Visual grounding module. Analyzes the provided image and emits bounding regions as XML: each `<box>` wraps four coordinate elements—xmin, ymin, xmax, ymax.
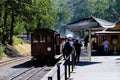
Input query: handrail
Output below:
<box><xmin>48</xmin><ymin>50</ymin><xmax>76</xmax><ymax>80</ymax></box>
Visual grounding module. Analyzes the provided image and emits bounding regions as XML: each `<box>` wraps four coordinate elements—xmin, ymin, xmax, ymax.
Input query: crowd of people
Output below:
<box><xmin>61</xmin><ymin>37</ymin><xmax>82</xmax><ymax>62</ymax></box>
<box><xmin>61</xmin><ymin>35</ymin><xmax>110</xmax><ymax>62</ymax></box>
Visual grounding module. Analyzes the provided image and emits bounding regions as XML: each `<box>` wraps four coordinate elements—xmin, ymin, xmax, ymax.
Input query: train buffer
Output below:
<box><xmin>55</xmin><ymin>54</ymin><xmax>63</xmax><ymax>59</ymax></box>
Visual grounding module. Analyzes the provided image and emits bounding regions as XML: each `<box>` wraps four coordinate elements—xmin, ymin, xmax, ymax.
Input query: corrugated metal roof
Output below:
<box><xmin>66</xmin><ymin>16</ymin><xmax>115</xmax><ymax>30</ymax></box>
<box><xmin>92</xmin><ymin>17</ymin><xmax>115</xmax><ymax>28</ymax></box>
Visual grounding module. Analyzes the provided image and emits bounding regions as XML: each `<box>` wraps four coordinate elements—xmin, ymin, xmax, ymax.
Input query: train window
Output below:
<box><xmin>47</xmin><ymin>36</ymin><xmax>52</xmax><ymax>42</ymax></box>
<box><xmin>32</xmin><ymin>35</ymin><xmax>39</xmax><ymax>43</ymax></box>
<box><xmin>40</xmin><ymin>35</ymin><xmax>45</xmax><ymax>42</ymax></box>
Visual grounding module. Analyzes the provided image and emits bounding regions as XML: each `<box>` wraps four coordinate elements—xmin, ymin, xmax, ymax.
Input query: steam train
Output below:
<box><xmin>31</xmin><ymin>28</ymin><xmax>62</xmax><ymax>63</ymax></box>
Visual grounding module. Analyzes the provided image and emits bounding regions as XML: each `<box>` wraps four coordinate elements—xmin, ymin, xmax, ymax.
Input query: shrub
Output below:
<box><xmin>0</xmin><ymin>44</ymin><xmax>5</xmax><ymax>59</ymax></box>
<box><xmin>13</xmin><ymin>36</ymin><xmax>23</xmax><ymax>45</ymax></box>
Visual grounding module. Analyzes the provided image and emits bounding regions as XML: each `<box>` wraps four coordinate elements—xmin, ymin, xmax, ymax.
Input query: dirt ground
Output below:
<box><xmin>14</xmin><ymin>43</ymin><xmax>31</xmax><ymax>55</ymax></box>
<box><xmin>0</xmin><ymin>43</ymin><xmax>31</xmax><ymax>62</ymax></box>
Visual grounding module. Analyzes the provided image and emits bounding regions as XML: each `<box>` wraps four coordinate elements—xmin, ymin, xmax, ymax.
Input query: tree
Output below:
<box><xmin>69</xmin><ymin>0</ymin><xmax>90</xmax><ymax>21</ymax></box>
<box><xmin>104</xmin><ymin>0</ymin><xmax>117</xmax><ymax>22</ymax></box>
<box><xmin>32</xmin><ymin>0</ymin><xmax>56</xmax><ymax>29</ymax></box>
<box><xmin>52</xmin><ymin>0</ymin><xmax>73</xmax><ymax>33</ymax></box>
<box><xmin>0</xmin><ymin>0</ymin><xmax>119</xmax><ymax>45</ymax></box>
<box><xmin>115</xmin><ymin>0</ymin><xmax>120</xmax><ymax>20</ymax></box>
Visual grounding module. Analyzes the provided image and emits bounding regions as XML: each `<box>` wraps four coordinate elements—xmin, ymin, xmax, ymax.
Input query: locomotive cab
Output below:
<box><xmin>31</xmin><ymin>28</ymin><xmax>61</xmax><ymax>61</ymax></box>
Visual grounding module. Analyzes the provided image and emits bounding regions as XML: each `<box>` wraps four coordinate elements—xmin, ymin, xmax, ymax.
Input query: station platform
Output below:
<box><xmin>68</xmin><ymin>48</ymin><xmax>120</xmax><ymax>80</ymax></box>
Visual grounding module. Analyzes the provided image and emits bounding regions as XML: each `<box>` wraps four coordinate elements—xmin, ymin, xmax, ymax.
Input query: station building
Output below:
<box><xmin>95</xmin><ymin>21</ymin><xmax>120</xmax><ymax>54</ymax></box>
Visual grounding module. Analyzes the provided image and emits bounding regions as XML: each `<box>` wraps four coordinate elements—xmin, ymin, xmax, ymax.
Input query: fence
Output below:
<box><xmin>48</xmin><ymin>50</ymin><xmax>76</xmax><ymax>80</ymax></box>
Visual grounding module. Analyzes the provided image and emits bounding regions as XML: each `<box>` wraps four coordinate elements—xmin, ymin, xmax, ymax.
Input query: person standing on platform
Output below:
<box><xmin>63</xmin><ymin>38</ymin><xmax>73</xmax><ymax>59</ymax></box>
<box><xmin>74</xmin><ymin>39</ymin><xmax>82</xmax><ymax>62</ymax></box>
<box><xmin>102</xmin><ymin>39</ymin><xmax>109</xmax><ymax>54</ymax></box>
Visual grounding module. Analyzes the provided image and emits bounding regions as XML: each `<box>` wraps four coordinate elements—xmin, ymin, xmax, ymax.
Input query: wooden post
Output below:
<box><xmin>88</xmin><ymin>28</ymin><xmax>91</xmax><ymax>61</ymax></box>
<box><xmin>57</xmin><ymin>63</ymin><xmax>60</xmax><ymax>80</ymax></box>
<box><xmin>48</xmin><ymin>77</ymin><xmax>52</xmax><ymax>80</ymax></box>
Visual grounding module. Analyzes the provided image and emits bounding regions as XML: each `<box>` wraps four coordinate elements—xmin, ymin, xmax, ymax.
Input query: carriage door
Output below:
<box><xmin>55</xmin><ymin>34</ymin><xmax>60</xmax><ymax>55</ymax></box>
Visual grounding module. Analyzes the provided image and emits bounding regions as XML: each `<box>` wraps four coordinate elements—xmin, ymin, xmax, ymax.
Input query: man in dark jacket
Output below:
<box><xmin>74</xmin><ymin>40</ymin><xmax>82</xmax><ymax>62</ymax></box>
<box><xmin>63</xmin><ymin>38</ymin><xmax>73</xmax><ymax>59</ymax></box>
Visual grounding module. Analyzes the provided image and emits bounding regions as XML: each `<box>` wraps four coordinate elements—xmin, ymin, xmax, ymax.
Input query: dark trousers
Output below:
<box><xmin>75</xmin><ymin>50</ymin><xmax>81</xmax><ymax>62</ymax></box>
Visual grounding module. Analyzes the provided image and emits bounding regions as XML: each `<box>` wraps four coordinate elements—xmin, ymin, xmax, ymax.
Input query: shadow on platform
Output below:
<box><xmin>116</xmin><ymin>58</ymin><xmax>120</xmax><ymax>64</ymax></box>
<box><xmin>92</xmin><ymin>50</ymin><xmax>120</xmax><ymax>56</ymax></box>
<box><xmin>75</xmin><ymin>61</ymin><xmax>102</xmax><ymax>66</ymax></box>
<box><xmin>116</xmin><ymin>58</ymin><xmax>120</xmax><ymax>60</ymax></box>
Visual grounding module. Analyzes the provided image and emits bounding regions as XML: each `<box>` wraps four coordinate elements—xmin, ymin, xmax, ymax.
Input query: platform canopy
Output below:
<box><xmin>65</xmin><ymin>16</ymin><xmax>115</xmax><ymax>30</ymax></box>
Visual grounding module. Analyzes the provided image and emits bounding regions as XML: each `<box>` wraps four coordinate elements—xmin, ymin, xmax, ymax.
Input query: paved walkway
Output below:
<box><xmin>69</xmin><ymin>49</ymin><xmax>120</xmax><ymax>80</ymax></box>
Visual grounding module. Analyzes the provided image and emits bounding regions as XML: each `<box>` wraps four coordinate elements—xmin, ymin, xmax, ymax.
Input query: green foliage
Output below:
<box><xmin>34</xmin><ymin>0</ymin><xmax>56</xmax><ymax>29</ymax></box>
<box><xmin>0</xmin><ymin>44</ymin><xmax>5</xmax><ymax>58</ymax></box>
<box><xmin>14</xmin><ymin>22</ymin><xmax>24</xmax><ymax>35</ymax></box>
<box><xmin>0</xmin><ymin>0</ymin><xmax>57</xmax><ymax>45</ymax></box>
<box><xmin>0</xmin><ymin>0</ymin><xmax>120</xmax><ymax>45</ymax></box>
<box><xmin>52</xmin><ymin>0</ymin><xmax>73</xmax><ymax>33</ymax></box>
<box><xmin>13</xmin><ymin>36</ymin><xmax>23</xmax><ymax>45</ymax></box>
<box><xmin>61</xmin><ymin>0</ymin><xmax>119</xmax><ymax>23</ymax></box>
<box><xmin>68</xmin><ymin>0</ymin><xmax>94</xmax><ymax>19</ymax></box>
<box><xmin>114</xmin><ymin>0</ymin><xmax>120</xmax><ymax>21</ymax></box>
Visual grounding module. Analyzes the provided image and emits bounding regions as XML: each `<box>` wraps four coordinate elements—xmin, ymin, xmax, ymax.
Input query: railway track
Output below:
<box><xmin>5</xmin><ymin>66</ymin><xmax>52</xmax><ymax>80</ymax></box>
<box><xmin>0</xmin><ymin>56</ymin><xmax>31</xmax><ymax>67</ymax></box>
<box><xmin>0</xmin><ymin>55</ymin><xmax>56</xmax><ymax>80</ymax></box>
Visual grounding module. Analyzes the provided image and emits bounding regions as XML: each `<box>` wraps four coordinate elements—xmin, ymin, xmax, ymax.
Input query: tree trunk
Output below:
<box><xmin>9</xmin><ymin>9</ymin><xmax>14</xmax><ymax>45</ymax></box>
<box><xmin>2</xmin><ymin>2</ymin><xmax>7</xmax><ymax>45</ymax></box>
<box><xmin>27</xmin><ymin>31</ymin><xmax>29</xmax><ymax>40</ymax></box>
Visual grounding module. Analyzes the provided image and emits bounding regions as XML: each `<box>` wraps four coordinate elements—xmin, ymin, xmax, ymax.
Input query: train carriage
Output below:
<box><xmin>31</xmin><ymin>28</ymin><xmax>61</xmax><ymax>62</ymax></box>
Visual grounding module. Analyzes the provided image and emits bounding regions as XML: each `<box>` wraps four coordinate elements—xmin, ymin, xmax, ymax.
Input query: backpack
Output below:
<box><xmin>64</xmin><ymin>42</ymin><xmax>72</xmax><ymax>51</ymax></box>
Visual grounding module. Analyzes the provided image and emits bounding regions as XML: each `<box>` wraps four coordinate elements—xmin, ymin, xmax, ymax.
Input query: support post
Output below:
<box><xmin>65</xmin><ymin>61</ymin><xmax>67</xmax><ymax>80</ymax></box>
<box><xmin>68</xmin><ymin>57</ymin><xmax>70</xmax><ymax>77</ymax></box>
<box><xmin>88</xmin><ymin>28</ymin><xmax>91</xmax><ymax>61</ymax></box>
<box><xmin>57</xmin><ymin>63</ymin><xmax>60</xmax><ymax>80</ymax></box>
<box><xmin>48</xmin><ymin>77</ymin><xmax>52</xmax><ymax>80</ymax></box>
